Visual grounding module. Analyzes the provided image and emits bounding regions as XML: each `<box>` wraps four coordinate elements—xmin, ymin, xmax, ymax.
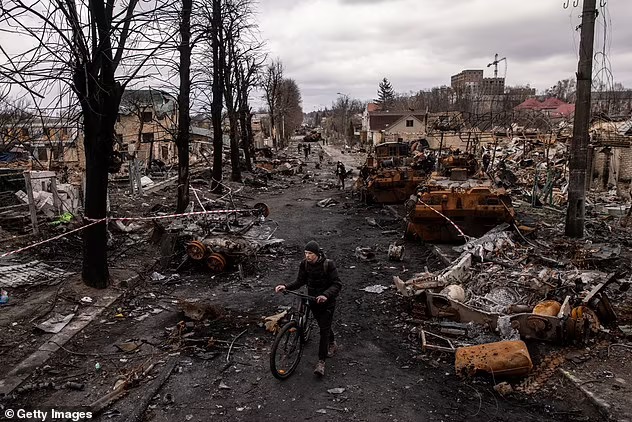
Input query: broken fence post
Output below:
<box><xmin>23</xmin><ymin>171</ymin><xmax>39</xmax><ymax>235</ymax></box>
<box><xmin>50</xmin><ymin>176</ymin><xmax>61</xmax><ymax>214</ymax></box>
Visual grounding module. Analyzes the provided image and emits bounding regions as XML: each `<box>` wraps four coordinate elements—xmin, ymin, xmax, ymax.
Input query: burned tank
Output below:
<box><xmin>357</xmin><ymin>141</ymin><xmax>431</xmax><ymax>204</ymax></box>
<box><xmin>405</xmin><ymin>153</ymin><xmax>515</xmax><ymax>243</ymax></box>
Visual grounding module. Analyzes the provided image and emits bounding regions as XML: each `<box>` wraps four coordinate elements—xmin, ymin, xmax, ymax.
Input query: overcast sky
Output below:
<box><xmin>257</xmin><ymin>0</ymin><xmax>632</xmax><ymax>111</ymax></box>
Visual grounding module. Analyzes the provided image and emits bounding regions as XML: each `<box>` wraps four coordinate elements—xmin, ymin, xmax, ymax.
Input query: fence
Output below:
<box><xmin>0</xmin><ymin>170</ymin><xmax>79</xmax><ymax>239</ymax></box>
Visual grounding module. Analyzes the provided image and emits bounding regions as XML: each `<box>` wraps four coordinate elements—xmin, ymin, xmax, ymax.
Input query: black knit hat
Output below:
<box><xmin>304</xmin><ymin>240</ymin><xmax>321</xmax><ymax>256</ymax></box>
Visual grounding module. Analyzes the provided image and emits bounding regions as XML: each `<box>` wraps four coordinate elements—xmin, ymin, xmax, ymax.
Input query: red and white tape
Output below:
<box><xmin>0</xmin><ymin>208</ymin><xmax>263</xmax><ymax>259</ymax></box>
<box><xmin>112</xmin><ymin>208</ymin><xmax>258</xmax><ymax>222</ymax></box>
<box><xmin>0</xmin><ymin>218</ymin><xmax>106</xmax><ymax>259</ymax></box>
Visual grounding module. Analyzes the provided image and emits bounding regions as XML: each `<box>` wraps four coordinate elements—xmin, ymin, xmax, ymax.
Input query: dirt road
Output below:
<box><xmin>3</xmin><ymin>138</ymin><xmax>601</xmax><ymax>421</ymax></box>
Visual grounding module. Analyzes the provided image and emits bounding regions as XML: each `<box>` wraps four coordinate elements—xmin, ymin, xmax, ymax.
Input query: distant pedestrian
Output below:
<box><xmin>482</xmin><ymin>151</ymin><xmax>491</xmax><ymax>172</ymax></box>
<box><xmin>307</xmin><ymin>144</ymin><xmax>312</xmax><ymax>154</ymax></box>
<box><xmin>318</xmin><ymin>149</ymin><xmax>324</xmax><ymax>163</ymax></box>
<box><xmin>335</xmin><ymin>161</ymin><xmax>346</xmax><ymax>190</ymax></box>
<box><xmin>304</xmin><ymin>144</ymin><xmax>309</xmax><ymax>160</ymax></box>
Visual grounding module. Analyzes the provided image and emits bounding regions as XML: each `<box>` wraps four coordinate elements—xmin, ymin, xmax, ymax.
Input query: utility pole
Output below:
<box><xmin>565</xmin><ymin>0</ymin><xmax>597</xmax><ymax>237</ymax></box>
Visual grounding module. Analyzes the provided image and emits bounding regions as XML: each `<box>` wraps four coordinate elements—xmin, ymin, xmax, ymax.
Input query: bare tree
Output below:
<box><xmin>0</xmin><ymin>0</ymin><xmax>167</xmax><ymax>287</ymax></box>
<box><xmin>261</xmin><ymin>59</ymin><xmax>283</xmax><ymax>150</ymax></box>
<box><xmin>221</xmin><ymin>0</ymin><xmax>262</xmax><ymax>181</ymax></box>
<box><xmin>275</xmin><ymin>78</ymin><xmax>302</xmax><ymax>144</ymax></box>
<box><xmin>236</xmin><ymin>54</ymin><xmax>265</xmax><ymax>170</ymax></box>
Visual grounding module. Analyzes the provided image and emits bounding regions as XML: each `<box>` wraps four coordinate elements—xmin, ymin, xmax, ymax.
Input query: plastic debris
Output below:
<box><xmin>35</xmin><ymin>313</ymin><xmax>74</xmax><ymax>334</ymax></box>
<box><xmin>360</xmin><ymin>285</ymin><xmax>388</xmax><ymax>294</ymax></box>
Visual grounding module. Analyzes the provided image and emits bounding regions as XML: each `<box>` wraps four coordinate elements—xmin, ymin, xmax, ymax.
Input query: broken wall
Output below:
<box><xmin>591</xmin><ymin>146</ymin><xmax>632</xmax><ymax>194</ymax></box>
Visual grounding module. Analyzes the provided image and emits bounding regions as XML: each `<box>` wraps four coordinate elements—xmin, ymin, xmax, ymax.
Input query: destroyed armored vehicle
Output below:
<box><xmin>405</xmin><ymin>153</ymin><xmax>515</xmax><ymax>243</ymax></box>
<box><xmin>357</xmin><ymin>141</ymin><xmax>431</xmax><ymax>204</ymax></box>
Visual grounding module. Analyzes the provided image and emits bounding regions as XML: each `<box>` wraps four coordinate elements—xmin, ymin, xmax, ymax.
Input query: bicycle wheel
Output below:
<box><xmin>301</xmin><ymin>307</ymin><xmax>314</xmax><ymax>343</ymax></box>
<box><xmin>270</xmin><ymin>321</ymin><xmax>303</xmax><ymax>380</ymax></box>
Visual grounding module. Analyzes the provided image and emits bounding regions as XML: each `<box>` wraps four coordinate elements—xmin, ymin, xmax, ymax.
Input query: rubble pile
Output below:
<box><xmin>488</xmin><ymin>137</ymin><xmax>569</xmax><ymax>207</ymax></box>
<box><xmin>163</xmin><ymin>202</ymin><xmax>284</xmax><ymax>274</ymax></box>
<box><xmin>395</xmin><ymin>218</ymin><xmax>632</xmax><ymax>379</ymax></box>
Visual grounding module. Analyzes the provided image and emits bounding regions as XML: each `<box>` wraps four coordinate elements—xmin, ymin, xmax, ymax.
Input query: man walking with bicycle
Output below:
<box><xmin>275</xmin><ymin>240</ymin><xmax>342</xmax><ymax>377</ymax></box>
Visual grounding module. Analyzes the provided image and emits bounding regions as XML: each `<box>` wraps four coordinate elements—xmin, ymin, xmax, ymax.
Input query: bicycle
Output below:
<box><xmin>269</xmin><ymin>290</ymin><xmax>315</xmax><ymax>380</ymax></box>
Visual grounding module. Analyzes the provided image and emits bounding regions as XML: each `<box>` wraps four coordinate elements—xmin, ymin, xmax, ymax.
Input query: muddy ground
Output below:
<box><xmin>0</xmin><ymin>138</ymin><xmax>608</xmax><ymax>421</ymax></box>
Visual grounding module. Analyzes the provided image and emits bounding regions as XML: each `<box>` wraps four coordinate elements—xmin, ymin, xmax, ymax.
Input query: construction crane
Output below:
<box><xmin>487</xmin><ymin>53</ymin><xmax>506</xmax><ymax>78</ymax></box>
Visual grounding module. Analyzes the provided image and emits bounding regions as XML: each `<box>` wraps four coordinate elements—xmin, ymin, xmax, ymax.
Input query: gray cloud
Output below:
<box><xmin>258</xmin><ymin>0</ymin><xmax>632</xmax><ymax>110</ymax></box>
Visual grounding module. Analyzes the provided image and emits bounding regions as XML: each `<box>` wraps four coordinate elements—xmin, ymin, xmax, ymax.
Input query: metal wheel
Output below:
<box><xmin>253</xmin><ymin>202</ymin><xmax>270</xmax><ymax>218</ymax></box>
<box><xmin>206</xmin><ymin>252</ymin><xmax>227</xmax><ymax>273</ymax></box>
<box><xmin>270</xmin><ymin>321</ymin><xmax>303</xmax><ymax>380</ymax></box>
<box><xmin>186</xmin><ymin>241</ymin><xmax>207</xmax><ymax>260</ymax></box>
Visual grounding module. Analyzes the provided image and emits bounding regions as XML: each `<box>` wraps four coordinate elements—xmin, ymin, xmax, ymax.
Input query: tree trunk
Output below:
<box><xmin>222</xmin><ymin>37</ymin><xmax>241</xmax><ymax>182</ymax></box>
<box><xmin>210</xmin><ymin>0</ymin><xmax>224</xmax><ymax>193</ymax></box>
<box><xmin>82</xmin><ymin>116</ymin><xmax>110</xmax><ymax>288</ymax></box>
<box><xmin>246</xmin><ymin>111</ymin><xmax>255</xmax><ymax>164</ymax></box>
<box><xmin>236</xmin><ymin>64</ymin><xmax>252</xmax><ymax>171</ymax></box>
<box><xmin>176</xmin><ymin>0</ymin><xmax>192</xmax><ymax>213</ymax></box>
<box><xmin>148</xmin><ymin>139</ymin><xmax>154</xmax><ymax>171</ymax></box>
<box><xmin>270</xmin><ymin>113</ymin><xmax>276</xmax><ymax>151</ymax></box>
<box><xmin>78</xmin><ymin>72</ymin><xmax>121</xmax><ymax>288</ymax></box>
<box><xmin>239</xmin><ymin>102</ymin><xmax>253</xmax><ymax>170</ymax></box>
<box><xmin>228</xmin><ymin>114</ymin><xmax>241</xmax><ymax>181</ymax></box>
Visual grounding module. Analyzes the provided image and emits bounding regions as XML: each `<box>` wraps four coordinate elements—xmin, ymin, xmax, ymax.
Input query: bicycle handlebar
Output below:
<box><xmin>282</xmin><ymin>290</ymin><xmax>317</xmax><ymax>301</ymax></box>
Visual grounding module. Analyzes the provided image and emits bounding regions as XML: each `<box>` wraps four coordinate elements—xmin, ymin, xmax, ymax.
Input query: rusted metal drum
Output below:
<box><xmin>455</xmin><ymin>340</ymin><xmax>533</xmax><ymax>377</ymax></box>
<box><xmin>187</xmin><ymin>240</ymin><xmax>208</xmax><ymax>260</ymax></box>
<box><xmin>206</xmin><ymin>252</ymin><xmax>227</xmax><ymax>273</ymax></box>
<box><xmin>532</xmin><ymin>300</ymin><xmax>561</xmax><ymax>317</ymax></box>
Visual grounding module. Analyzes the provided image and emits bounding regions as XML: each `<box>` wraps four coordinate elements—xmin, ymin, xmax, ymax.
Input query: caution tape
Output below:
<box><xmin>111</xmin><ymin>208</ymin><xmax>259</xmax><ymax>222</ymax></box>
<box><xmin>0</xmin><ymin>208</ymin><xmax>264</xmax><ymax>259</ymax></box>
<box><xmin>0</xmin><ymin>218</ymin><xmax>106</xmax><ymax>259</ymax></box>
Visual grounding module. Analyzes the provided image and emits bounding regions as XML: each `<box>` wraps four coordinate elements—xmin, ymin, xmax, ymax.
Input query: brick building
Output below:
<box><xmin>0</xmin><ymin>117</ymin><xmax>83</xmax><ymax>170</ymax></box>
<box><xmin>115</xmin><ymin>89</ymin><xmax>178</xmax><ymax>165</ymax></box>
<box><xmin>451</xmin><ymin>69</ymin><xmax>505</xmax><ymax>95</ymax></box>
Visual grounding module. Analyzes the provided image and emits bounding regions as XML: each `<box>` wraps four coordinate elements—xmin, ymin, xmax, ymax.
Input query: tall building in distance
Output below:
<box><xmin>451</xmin><ymin>69</ymin><xmax>505</xmax><ymax>95</ymax></box>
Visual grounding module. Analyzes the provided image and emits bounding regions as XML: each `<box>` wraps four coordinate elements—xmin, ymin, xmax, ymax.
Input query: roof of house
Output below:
<box><xmin>514</xmin><ymin>97</ymin><xmax>575</xmax><ymax>117</ymax></box>
<box><xmin>368</xmin><ymin>111</ymin><xmax>426</xmax><ymax>131</ymax></box>
<box><xmin>120</xmin><ymin>89</ymin><xmax>176</xmax><ymax>116</ymax></box>
<box><xmin>514</xmin><ymin>98</ymin><xmax>542</xmax><ymax>110</ymax></box>
<box><xmin>540</xmin><ymin>97</ymin><xmax>566</xmax><ymax>109</ymax></box>
<box><xmin>190</xmin><ymin>126</ymin><xmax>212</xmax><ymax>138</ymax></box>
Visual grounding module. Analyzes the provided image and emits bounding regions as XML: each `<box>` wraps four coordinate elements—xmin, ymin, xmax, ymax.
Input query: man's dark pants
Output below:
<box><xmin>311</xmin><ymin>303</ymin><xmax>335</xmax><ymax>361</ymax></box>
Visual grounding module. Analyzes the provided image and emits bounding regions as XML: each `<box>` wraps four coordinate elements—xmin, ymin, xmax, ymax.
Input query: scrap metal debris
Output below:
<box><xmin>0</xmin><ymin>260</ymin><xmax>70</xmax><ymax>288</ymax></box>
<box><xmin>169</xmin><ymin>202</ymin><xmax>284</xmax><ymax>273</ymax></box>
<box><xmin>263</xmin><ymin>310</ymin><xmax>287</xmax><ymax>334</ymax></box>
<box><xmin>455</xmin><ymin>340</ymin><xmax>533</xmax><ymax>377</ymax></box>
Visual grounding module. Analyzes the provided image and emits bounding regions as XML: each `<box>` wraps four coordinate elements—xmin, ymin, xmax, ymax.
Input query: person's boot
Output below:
<box><xmin>313</xmin><ymin>360</ymin><xmax>325</xmax><ymax>376</ymax></box>
<box><xmin>327</xmin><ymin>342</ymin><xmax>337</xmax><ymax>358</ymax></box>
